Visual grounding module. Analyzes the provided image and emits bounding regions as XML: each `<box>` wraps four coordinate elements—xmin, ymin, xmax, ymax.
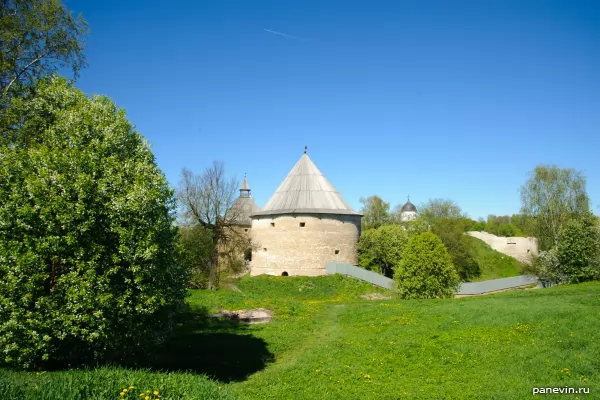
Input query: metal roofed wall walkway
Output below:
<box><xmin>457</xmin><ymin>274</ymin><xmax>538</xmax><ymax>295</ymax></box>
<box><xmin>326</xmin><ymin>263</ymin><xmax>396</xmax><ymax>289</ymax></box>
<box><xmin>326</xmin><ymin>262</ymin><xmax>539</xmax><ymax>294</ymax></box>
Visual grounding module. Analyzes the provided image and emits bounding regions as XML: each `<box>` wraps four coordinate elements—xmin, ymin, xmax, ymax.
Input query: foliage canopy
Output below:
<box><xmin>520</xmin><ymin>164</ymin><xmax>589</xmax><ymax>251</ymax></box>
<box><xmin>358</xmin><ymin>225</ymin><xmax>409</xmax><ymax>278</ymax></box>
<box><xmin>359</xmin><ymin>195</ymin><xmax>391</xmax><ymax>230</ymax></box>
<box><xmin>1</xmin><ymin>0</ymin><xmax>88</xmax><ymax>100</ymax></box>
<box><xmin>0</xmin><ymin>77</ymin><xmax>187</xmax><ymax>369</ymax></box>
<box><xmin>555</xmin><ymin>213</ymin><xmax>600</xmax><ymax>284</ymax></box>
<box><xmin>394</xmin><ymin>232</ymin><xmax>460</xmax><ymax>299</ymax></box>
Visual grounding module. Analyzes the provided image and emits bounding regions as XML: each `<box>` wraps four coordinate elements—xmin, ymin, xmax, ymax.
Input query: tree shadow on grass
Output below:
<box><xmin>148</xmin><ymin>308</ymin><xmax>274</xmax><ymax>383</ymax></box>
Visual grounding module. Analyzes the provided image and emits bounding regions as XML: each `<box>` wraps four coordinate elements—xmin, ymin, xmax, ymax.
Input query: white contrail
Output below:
<box><xmin>264</xmin><ymin>28</ymin><xmax>303</xmax><ymax>41</ymax></box>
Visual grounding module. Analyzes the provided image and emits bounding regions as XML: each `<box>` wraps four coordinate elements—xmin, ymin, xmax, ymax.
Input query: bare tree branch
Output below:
<box><xmin>177</xmin><ymin>161</ymin><xmax>251</xmax><ymax>290</ymax></box>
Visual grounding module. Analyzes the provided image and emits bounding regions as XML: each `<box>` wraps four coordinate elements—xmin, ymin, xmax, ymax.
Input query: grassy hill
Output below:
<box><xmin>2</xmin><ymin>276</ymin><xmax>598</xmax><ymax>399</ymax></box>
<box><xmin>465</xmin><ymin>234</ymin><xmax>526</xmax><ymax>281</ymax></box>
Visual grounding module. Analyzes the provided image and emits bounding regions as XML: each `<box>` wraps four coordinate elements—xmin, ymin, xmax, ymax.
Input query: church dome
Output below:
<box><xmin>401</xmin><ymin>200</ymin><xmax>417</xmax><ymax>213</ymax></box>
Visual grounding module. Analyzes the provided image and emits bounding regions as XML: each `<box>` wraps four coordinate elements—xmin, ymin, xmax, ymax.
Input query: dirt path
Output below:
<box><xmin>258</xmin><ymin>304</ymin><xmax>344</xmax><ymax>375</ymax></box>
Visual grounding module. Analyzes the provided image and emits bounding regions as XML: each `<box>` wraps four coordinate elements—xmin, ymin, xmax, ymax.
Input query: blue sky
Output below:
<box><xmin>66</xmin><ymin>0</ymin><xmax>600</xmax><ymax>220</ymax></box>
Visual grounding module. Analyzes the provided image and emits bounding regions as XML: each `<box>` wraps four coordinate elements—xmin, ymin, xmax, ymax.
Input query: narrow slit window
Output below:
<box><xmin>270</xmin><ymin>222</ymin><xmax>275</xmax><ymax>227</ymax></box>
<box><xmin>263</xmin><ymin>248</ymin><xmax>267</xmax><ymax>252</ymax></box>
<box><xmin>244</xmin><ymin>228</ymin><xmax>248</xmax><ymax>232</ymax></box>
<box><xmin>299</xmin><ymin>222</ymin><xmax>306</xmax><ymax>227</ymax></box>
<box><xmin>335</xmin><ymin>249</ymin><xmax>340</xmax><ymax>255</ymax></box>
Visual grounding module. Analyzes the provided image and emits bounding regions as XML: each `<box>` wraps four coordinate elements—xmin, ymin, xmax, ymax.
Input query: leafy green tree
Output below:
<box><xmin>484</xmin><ymin>215</ymin><xmax>525</xmax><ymax>237</ymax></box>
<box><xmin>525</xmin><ymin>250</ymin><xmax>564</xmax><ymax>288</ymax></box>
<box><xmin>419</xmin><ymin>199</ymin><xmax>480</xmax><ymax>281</ymax></box>
<box><xmin>520</xmin><ymin>165</ymin><xmax>590</xmax><ymax>250</ymax></box>
<box><xmin>471</xmin><ymin>218</ymin><xmax>486</xmax><ymax>232</ymax></box>
<box><xmin>1</xmin><ymin>0</ymin><xmax>88</xmax><ymax>100</ymax></box>
<box><xmin>419</xmin><ymin>198</ymin><xmax>465</xmax><ymax>224</ymax></box>
<box><xmin>433</xmin><ymin>219</ymin><xmax>481</xmax><ymax>281</ymax></box>
<box><xmin>179</xmin><ymin>224</ymin><xmax>214</xmax><ymax>289</ymax></box>
<box><xmin>404</xmin><ymin>216</ymin><xmax>430</xmax><ymax>237</ymax></box>
<box><xmin>0</xmin><ymin>77</ymin><xmax>187</xmax><ymax>369</ymax></box>
<box><xmin>555</xmin><ymin>213</ymin><xmax>600</xmax><ymax>283</ymax></box>
<box><xmin>394</xmin><ymin>232</ymin><xmax>460</xmax><ymax>299</ymax></box>
<box><xmin>359</xmin><ymin>195</ymin><xmax>391</xmax><ymax>230</ymax></box>
<box><xmin>358</xmin><ymin>225</ymin><xmax>408</xmax><ymax>278</ymax></box>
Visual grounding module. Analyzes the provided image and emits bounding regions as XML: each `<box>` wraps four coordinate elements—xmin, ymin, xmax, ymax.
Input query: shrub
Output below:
<box><xmin>555</xmin><ymin>213</ymin><xmax>600</xmax><ymax>283</ymax></box>
<box><xmin>358</xmin><ymin>225</ymin><xmax>408</xmax><ymax>278</ymax></box>
<box><xmin>0</xmin><ymin>77</ymin><xmax>188</xmax><ymax>369</ymax></box>
<box><xmin>394</xmin><ymin>232</ymin><xmax>460</xmax><ymax>299</ymax></box>
<box><xmin>526</xmin><ymin>249</ymin><xmax>564</xmax><ymax>288</ymax></box>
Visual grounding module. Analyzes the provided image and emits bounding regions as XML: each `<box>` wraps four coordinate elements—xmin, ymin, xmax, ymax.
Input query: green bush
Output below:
<box><xmin>394</xmin><ymin>232</ymin><xmax>460</xmax><ymax>299</ymax></box>
<box><xmin>555</xmin><ymin>213</ymin><xmax>600</xmax><ymax>283</ymax></box>
<box><xmin>526</xmin><ymin>249</ymin><xmax>564</xmax><ymax>288</ymax></box>
<box><xmin>0</xmin><ymin>77</ymin><xmax>188</xmax><ymax>369</ymax></box>
<box><xmin>358</xmin><ymin>225</ymin><xmax>408</xmax><ymax>277</ymax></box>
<box><xmin>431</xmin><ymin>219</ymin><xmax>480</xmax><ymax>281</ymax></box>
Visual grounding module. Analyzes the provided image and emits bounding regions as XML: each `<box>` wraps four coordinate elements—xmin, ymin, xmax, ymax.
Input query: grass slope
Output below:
<box><xmin>220</xmin><ymin>279</ymin><xmax>599</xmax><ymax>399</ymax></box>
<box><xmin>466</xmin><ymin>235</ymin><xmax>526</xmax><ymax>281</ymax></box>
<box><xmin>2</xmin><ymin>276</ymin><xmax>599</xmax><ymax>399</ymax></box>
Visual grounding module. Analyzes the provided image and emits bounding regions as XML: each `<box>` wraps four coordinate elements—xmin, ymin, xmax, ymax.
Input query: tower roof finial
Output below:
<box><xmin>304</xmin><ymin>145</ymin><xmax>307</xmax><ymax>154</ymax></box>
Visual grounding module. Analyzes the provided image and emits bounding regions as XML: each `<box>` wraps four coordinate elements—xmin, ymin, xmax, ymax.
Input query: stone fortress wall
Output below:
<box><xmin>251</xmin><ymin>214</ymin><xmax>361</xmax><ymax>276</ymax></box>
<box><xmin>467</xmin><ymin>231</ymin><xmax>538</xmax><ymax>264</ymax></box>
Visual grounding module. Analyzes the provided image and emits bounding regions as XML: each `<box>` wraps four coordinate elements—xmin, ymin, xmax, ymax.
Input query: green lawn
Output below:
<box><xmin>466</xmin><ymin>235</ymin><xmax>526</xmax><ymax>281</ymax></box>
<box><xmin>2</xmin><ymin>275</ymin><xmax>598</xmax><ymax>399</ymax></box>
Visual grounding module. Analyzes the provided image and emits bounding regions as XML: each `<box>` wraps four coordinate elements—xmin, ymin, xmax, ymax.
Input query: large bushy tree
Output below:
<box><xmin>555</xmin><ymin>213</ymin><xmax>600</xmax><ymax>284</ymax></box>
<box><xmin>394</xmin><ymin>232</ymin><xmax>460</xmax><ymax>299</ymax></box>
<box><xmin>358</xmin><ymin>225</ymin><xmax>408</xmax><ymax>278</ymax></box>
<box><xmin>419</xmin><ymin>198</ymin><xmax>480</xmax><ymax>281</ymax></box>
<box><xmin>520</xmin><ymin>165</ymin><xmax>590</xmax><ymax>251</ymax></box>
<box><xmin>359</xmin><ymin>195</ymin><xmax>391</xmax><ymax>230</ymax></box>
<box><xmin>0</xmin><ymin>77</ymin><xmax>188</xmax><ymax>369</ymax></box>
<box><xmin>1</xmin><ymin>0</ymin><xmax>88</xmax><ymax>100</ymax></box>
<box><xmin>419</xmin><ymin>198</ymin><xmax>465</xmax><ymax>222</ymax></box>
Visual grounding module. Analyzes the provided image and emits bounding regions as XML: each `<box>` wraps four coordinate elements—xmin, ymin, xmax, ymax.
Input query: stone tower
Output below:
<box><xmin>400</xmin><ymin>197</ymin><xmax>417</xmax><ymax>222</ymax></box>
<box><xmin>250</xmin><ymin>148</ymin><xmax>362</xmax><ymax>276</ymax></box>
<box><xmin>231</xmin><ymin>175</ymin><xmax>261</xmax><ymax>229</ymax></box>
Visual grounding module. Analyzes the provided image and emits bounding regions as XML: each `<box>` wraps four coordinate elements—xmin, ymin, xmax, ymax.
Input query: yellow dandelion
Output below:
<box><xmin>123</xmin><ymin>389</ymin><xmax>128</xmax><ymax>393</ymax></box>
<box><xmin>145</xmin><ymin>397</ymin><xmax>149</xmax><ymax>400</ymax></box>
<box><xmin>140</xmin><ymin>394</ymin><xmax>145</xmax><ymax>398</ymax></box>
<box><xmin>120</xmin><ymin>393</ymin><xmax>125</xmax><ymax>397</ymax></box>
<box><xmin>218</xmin><ymin>386</ymin><xmax>222</xmax><ymax>390</ymax></box>
<box><xmin>129</xmin><ymin>386</ymin><xmax>135</xmax><ymax>389</ymax></box>
<box><xmin>153</xmin><ymin>391</ymin><xmax>159</xmax><ymax>395</ymax></box>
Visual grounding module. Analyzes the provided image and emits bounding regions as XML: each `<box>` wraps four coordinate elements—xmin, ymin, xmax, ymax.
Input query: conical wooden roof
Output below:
<box><xmin>253</xmin><ymin>153</ymin><xmax>360</xmax><ymax>216</ymax></box>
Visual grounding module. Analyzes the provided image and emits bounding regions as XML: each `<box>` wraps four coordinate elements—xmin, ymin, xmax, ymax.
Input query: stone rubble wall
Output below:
<box><xmin>467</xmin><ymin>231</ymin><xmax>538</xmax><ymax>264</ymax></box>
